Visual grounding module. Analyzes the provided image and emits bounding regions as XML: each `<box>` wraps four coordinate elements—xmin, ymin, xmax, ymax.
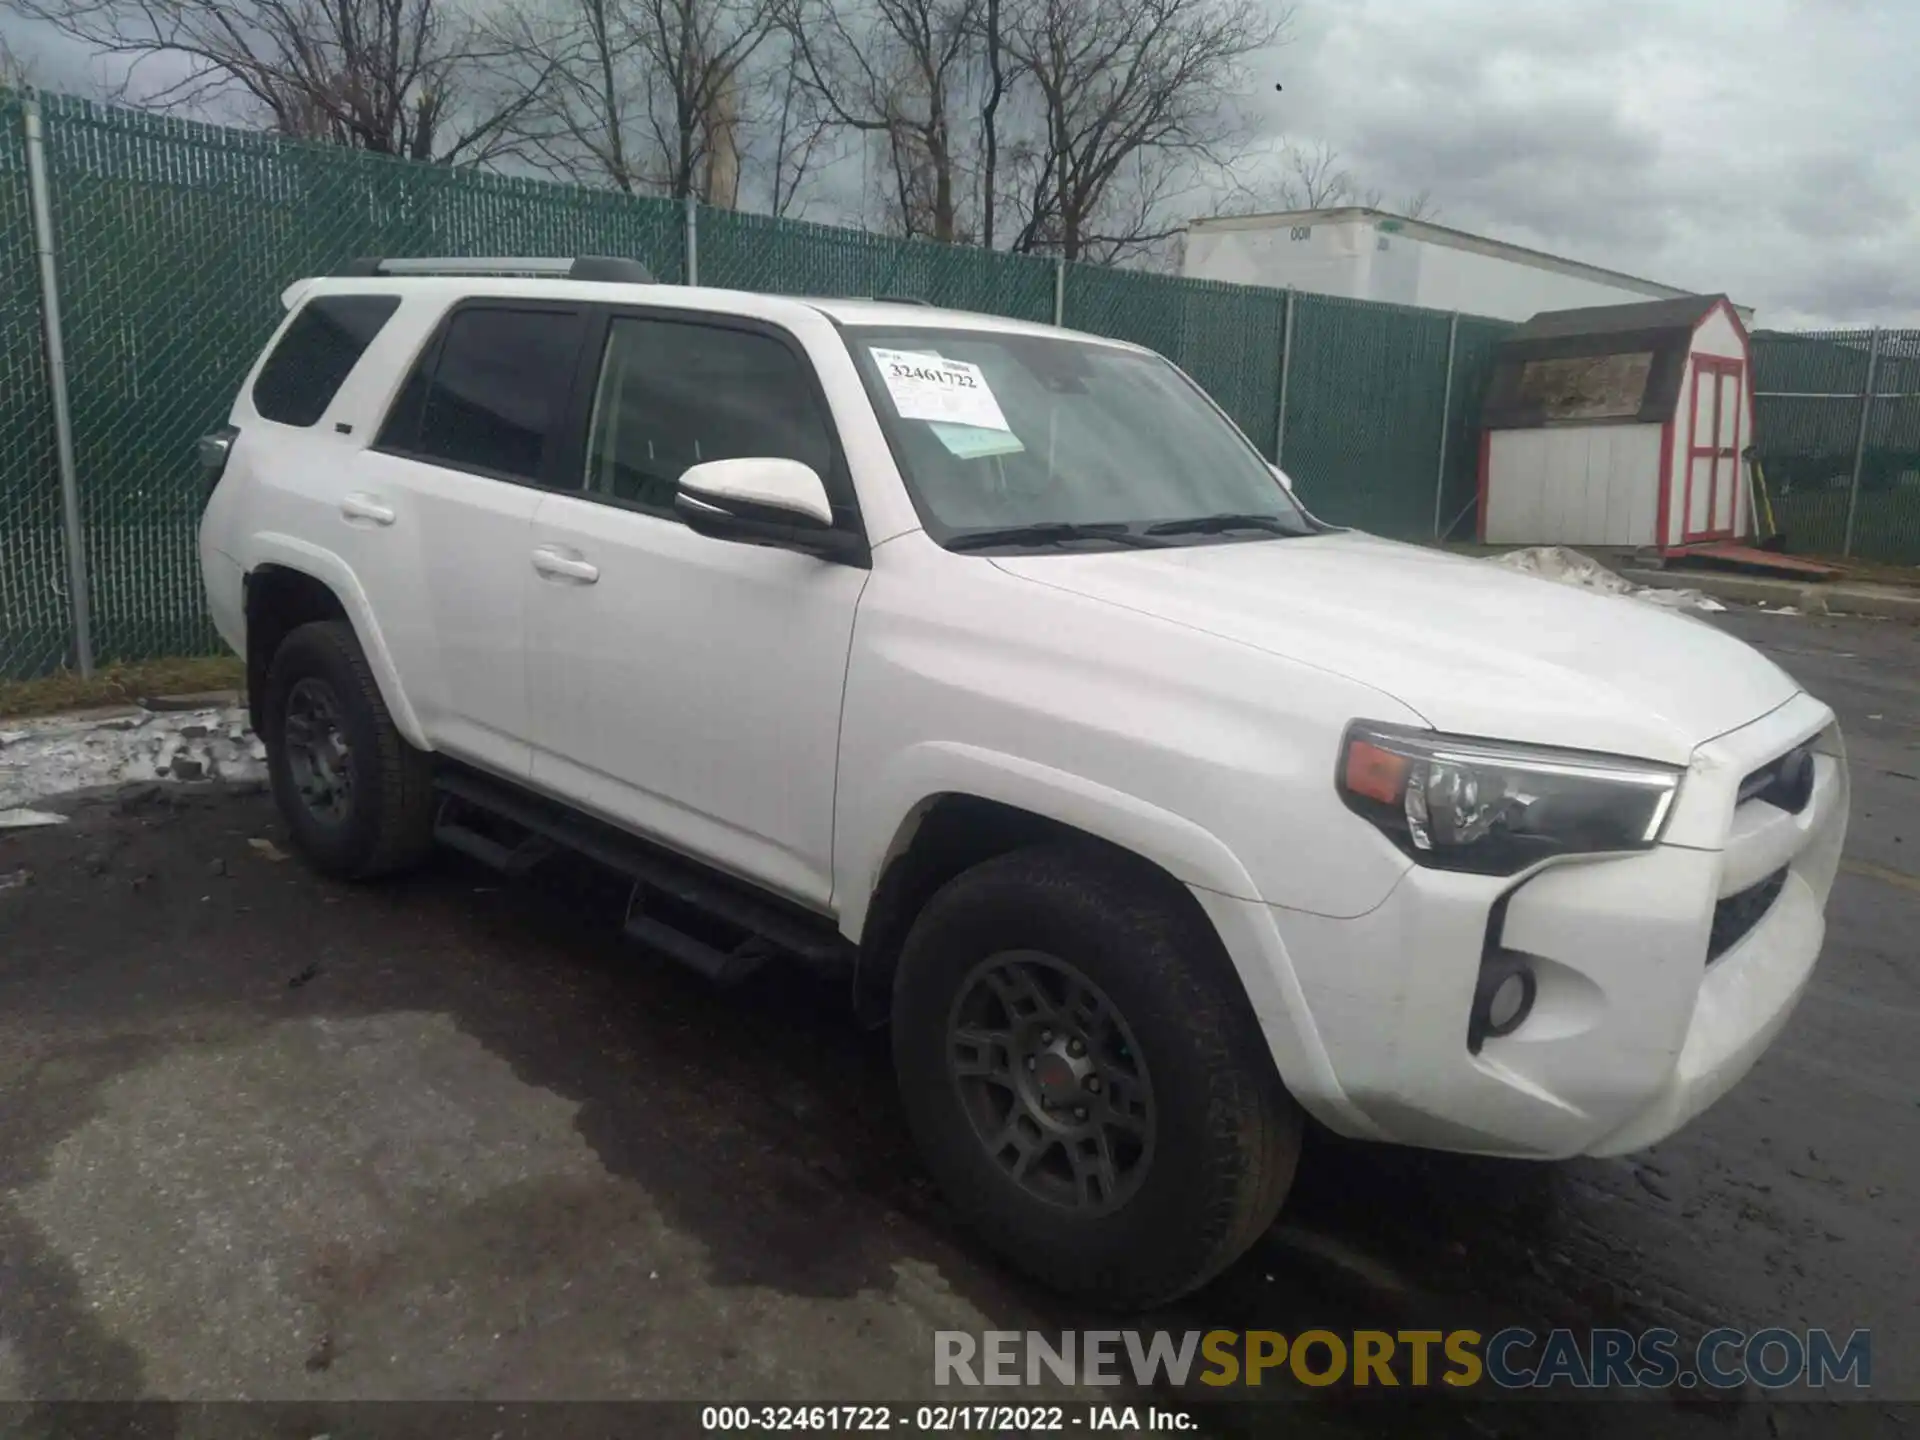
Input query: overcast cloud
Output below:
<box><xmin>4</xmin><ymin>0</ymin><xmax>1915</xmax><ymax>329</ymax></box>
<box><xmin>1250</xmin><ymin>0</ymin><xmax>1920</xmax><ymax>328</ymax></box>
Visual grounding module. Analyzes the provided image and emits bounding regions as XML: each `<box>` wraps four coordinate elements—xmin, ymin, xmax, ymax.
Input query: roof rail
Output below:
<box><xmin>869</xmin><ymin>294</ymin><xmax>932</xmax><ymax>306</ymax></box>
<box><xmin>339</xmin><ymin>255</ymin><xmax>655</xmax><ymax>283</ymax></box>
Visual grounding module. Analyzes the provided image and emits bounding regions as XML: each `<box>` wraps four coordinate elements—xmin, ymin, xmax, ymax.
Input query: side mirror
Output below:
<box><xmin>674</xmin><ymin>457</ymin><xmax>865</xmax><ymax>562</ymax></box>
<box><xmin>1269</xmin><ymin>462</ymin><xmax>1295</xmax><ymax>494</ymax></box>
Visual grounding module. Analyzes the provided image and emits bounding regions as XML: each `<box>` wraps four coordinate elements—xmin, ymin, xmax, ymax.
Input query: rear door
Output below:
<box><xmin>350</xmin><ymin>302</ymin><xmax>589</xmax><ymax>777</ymax></box>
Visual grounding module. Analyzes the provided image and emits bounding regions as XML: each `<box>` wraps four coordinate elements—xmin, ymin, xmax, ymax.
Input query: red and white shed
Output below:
<box><xmin>1477</xmin><ymin>295</ymin><xmax>1755</xmax><ymax>551</ymax></box>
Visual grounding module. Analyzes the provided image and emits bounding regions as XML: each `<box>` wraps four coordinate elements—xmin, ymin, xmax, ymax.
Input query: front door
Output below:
<box><xmin>524</xmin><ymin>311</ymin><xmax>869</xmax><ymax>910</ymax></box>
<box><xmin>1683</xmin><ymin>356</ymin><xmax>1744</xmax><ymax>542</ymax></box>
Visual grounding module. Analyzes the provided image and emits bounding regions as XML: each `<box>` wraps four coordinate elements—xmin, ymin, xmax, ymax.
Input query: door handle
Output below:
<box><xmin>341</xmin><ymin>493</ymin><xmax>395</xmax><ymax>526</ymax></box>
<box><xmin>531</xmin><ymin>546</ymin><xmax>599</xmax><ymax>584</ymax></box>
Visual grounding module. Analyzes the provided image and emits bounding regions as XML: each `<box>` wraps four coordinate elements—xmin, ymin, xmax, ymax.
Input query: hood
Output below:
<box><xmin>991</xmin><ymin>532</ymin><xmax>1800</xmax><ymax>764</ymax></box>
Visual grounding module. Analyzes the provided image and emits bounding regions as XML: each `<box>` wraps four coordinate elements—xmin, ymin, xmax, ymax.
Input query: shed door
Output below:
<box><xmin>1684</xmin><ymin>356</ymin><xmax>1743</xmax><ymax>542</ymax></box>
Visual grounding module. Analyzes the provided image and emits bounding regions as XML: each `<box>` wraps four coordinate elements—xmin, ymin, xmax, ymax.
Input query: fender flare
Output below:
<box><xmin>243</xmin><ymin>532</ymin><xmax>430</xmax><ymax>750</ymax></box>
<box><xmin>838</xmin><ymin>740</ymin><xmax>1347</xmax><ymax>1107</ymax></box>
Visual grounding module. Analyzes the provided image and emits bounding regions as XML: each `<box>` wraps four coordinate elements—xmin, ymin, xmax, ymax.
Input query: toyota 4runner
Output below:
<box><xmin>198</xmin><ymin>255</ymin><xmax>1849</xmax><ymax>1308</ymax></box>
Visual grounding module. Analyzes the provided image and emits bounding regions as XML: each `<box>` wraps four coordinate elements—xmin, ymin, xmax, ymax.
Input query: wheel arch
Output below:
<box><xmin>845</xmin><ymin>740</ymin><xmax>1255</xmax><ymax>990</ymax></box>
<box><xmin>841</xmin><ymin>744</ymin><xmax>1343</xmax><ymax>1103</ymax></box>
<box><xmin>242</xmin><ymin>537</ymin><xmax>428</xmax><ymax>749</ymax></box>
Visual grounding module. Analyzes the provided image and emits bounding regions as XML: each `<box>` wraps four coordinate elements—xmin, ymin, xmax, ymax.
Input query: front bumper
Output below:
<box><xmin>1233</xmin><ymin>692</ymin><xmax>1848</xmax><ymax>1159</ymax></box>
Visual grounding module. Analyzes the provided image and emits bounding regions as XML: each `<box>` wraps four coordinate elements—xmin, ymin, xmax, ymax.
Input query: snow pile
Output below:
<box><xmin>0</xmin><ymin>704</ymin><xmax>265</xmax><ymax>815</ymax></box>
<box><xmin>1487</xmin><ymin>546</ymin><xmax>1726</xmax><ymax>613</ymax></box>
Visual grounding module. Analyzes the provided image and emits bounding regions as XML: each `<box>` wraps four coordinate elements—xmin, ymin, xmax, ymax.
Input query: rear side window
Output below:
<box><xmin>252</xmin><ymin>294</ymin><xmax>401</xmax><ymax>426</ymax></box>
<box><xmin>378</xmin><ymin>306</ymin><xmax>586</xmax><ymax>481</ymax></box>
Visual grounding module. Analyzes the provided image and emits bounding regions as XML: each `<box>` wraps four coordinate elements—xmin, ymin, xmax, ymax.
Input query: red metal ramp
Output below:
<box><xmin>1661</xmin><ymin>542</ymin><xmax>1844</xmax><ymax>580</ymax></box>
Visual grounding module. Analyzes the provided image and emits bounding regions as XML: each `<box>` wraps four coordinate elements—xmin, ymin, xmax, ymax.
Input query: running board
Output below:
<box><xmin>431</xmin><ymin>767</ymin><xmax>853</xmax><ymax>982</ymax></box>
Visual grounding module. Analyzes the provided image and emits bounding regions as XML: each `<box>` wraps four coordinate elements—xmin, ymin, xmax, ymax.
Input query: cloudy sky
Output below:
<box><xmin>5</xmin><ymin>0</ymin><xmax>1915</xmax><ymax>329</ymax></box>
<box><xmin>1251</xmin><ymin>0</ymin><xmax>1919</xmax><ymax>328</ymax></box>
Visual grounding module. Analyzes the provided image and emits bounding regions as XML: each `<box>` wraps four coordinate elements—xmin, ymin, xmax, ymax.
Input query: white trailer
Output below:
<box><xmin>1182</xmin><ymin>207</ymin><xmax>1752</xmax><ymax>326</ymax></box>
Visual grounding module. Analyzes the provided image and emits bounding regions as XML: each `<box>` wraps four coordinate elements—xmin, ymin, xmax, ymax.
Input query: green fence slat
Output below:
<box><xmin>1280</xmin><ymin>292</ymin><xmax>1455</xmax><ymax>536</ymax></box>
<box><xmin>1751</xmin><ymin>329</ymin><xmax>1920</xmax><ymax>565</ymax></box>
<box><xmin>0</xmin><ymin>92</ymin><xmax>69</xmax><ymax>679</ymax></box>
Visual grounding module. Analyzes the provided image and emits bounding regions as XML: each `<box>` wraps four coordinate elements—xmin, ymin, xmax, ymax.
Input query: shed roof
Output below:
<box><xmin>1504</xmin><ymin>293</ymin><xmax>1730</xmax><ymax>344</ymax></box>
<box><xmin>1481</xmin><ymin>295</ymin><xmax>1741</xmax><ymax>430</ymax></box>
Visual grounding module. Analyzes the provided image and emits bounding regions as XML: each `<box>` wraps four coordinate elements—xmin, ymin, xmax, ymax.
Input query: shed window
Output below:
<box><xmin>1516</xmin><ymin>352</ymin><xmax>1654</xmax><ymax>422</ymax></box>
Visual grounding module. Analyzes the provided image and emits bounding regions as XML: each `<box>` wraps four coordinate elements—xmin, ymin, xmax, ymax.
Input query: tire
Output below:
<box><xmin>262</xmin><ymin>619</ymin><xmax>436</xmax><ymax>880</ymax></box>
<box><xmin>892</xmin><ymin>843</ymin><xmax>1303</xmax><ymax>1309</ymax></box>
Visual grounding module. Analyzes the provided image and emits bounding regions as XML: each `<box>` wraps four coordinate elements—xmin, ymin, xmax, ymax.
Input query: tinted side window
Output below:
<box><xmin>396</xmin><ymin>307</ymin><xmax>586</xmax><ymax>480</ymax></box>
<box><xmin>583</xmin><ymin>318</ymin><xmax>836</xmax><ymax>511</ymax></box>
<box><xmin>252</xmin><ymin>295</ymin><xmax>400</xmax><ymax>426</ymax></box>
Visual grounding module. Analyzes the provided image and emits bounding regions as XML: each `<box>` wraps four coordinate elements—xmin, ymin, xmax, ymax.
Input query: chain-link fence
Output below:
<box><xmin>1750</xmin><ymin>328</ymin><xmax>1920</xmax><ymax>566</ymax></box>
<box><xmin>15</xmin><ymin>90</ymin><xmax>1900</xmax><ymax>684</ymax></box>
<box><xmin>0</xmin><ymin>92</ymin><xmax>66</xmax><ymax>680</ymax></box>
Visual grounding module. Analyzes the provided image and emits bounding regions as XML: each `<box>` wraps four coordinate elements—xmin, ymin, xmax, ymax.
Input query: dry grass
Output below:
<box><xmin>0</xmin><ymin>655</ymin><xmax>244</xmax><ymax>720</ymax></box>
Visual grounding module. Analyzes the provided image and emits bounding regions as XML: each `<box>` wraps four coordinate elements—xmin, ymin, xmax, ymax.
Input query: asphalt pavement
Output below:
<box><xmin>0</xmin><ymin>608</ymin><xmax>1913</xmax><ymax>1436</ymax></box>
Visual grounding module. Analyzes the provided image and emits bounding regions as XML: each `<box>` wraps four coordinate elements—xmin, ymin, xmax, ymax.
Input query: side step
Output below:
<box><xmin>431</xmin><ymin>766</ymin><xmax>853</xmax><ymax>985</ymax></box>
<box><xmin>434</xmin><ymin>799</ymin><xmax>554</xmax><ymax>875</ymax></box>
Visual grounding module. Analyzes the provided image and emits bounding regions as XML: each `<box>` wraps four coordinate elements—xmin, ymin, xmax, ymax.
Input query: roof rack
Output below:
<box><xmin>339</xmin><ymin>255</ymin><xmax>655</xmax><ymax>284</ymax></box>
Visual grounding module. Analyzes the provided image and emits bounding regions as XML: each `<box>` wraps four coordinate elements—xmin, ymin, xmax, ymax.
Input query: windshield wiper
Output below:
<box><xmin>944</xmin><ymin>522</ymin><xmax>1167</xmax><ymax>551</ymax></box>
<box><xmin>1144</xmin><ymin>512</ymin><xmax>1303</xmax><ymax>537</ymax></box>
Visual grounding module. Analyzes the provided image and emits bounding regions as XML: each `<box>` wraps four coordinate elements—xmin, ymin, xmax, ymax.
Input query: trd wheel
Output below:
<box><xmin>282</xmin><ymin>676</ymin><xmax>354</xmax><ymax>826</ymax></box>
<box><xmin>263</xmin><ymin>619</ymin><xmax>435</xmax><ymax>879</ymax></box>
<box><xmin>893</xmin><ymin>843</ymin><xmax>1303</xmax><ymax>1309</ymax></box>
<box><xmin>947</xmin><ymin>950</ymin><xmax>1155</xmax><ymax>1216</ymax></box>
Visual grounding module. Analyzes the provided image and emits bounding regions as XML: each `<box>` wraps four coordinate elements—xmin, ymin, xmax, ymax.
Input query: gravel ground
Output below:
<box><xmin>0</xmin><ymin>608</ymin><xmax>1913</xmax><ymax>1435</ymax></box>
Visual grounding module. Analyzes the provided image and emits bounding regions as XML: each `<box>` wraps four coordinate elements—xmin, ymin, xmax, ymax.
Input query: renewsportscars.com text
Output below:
<box><xmin>935</xmin><ymin>1327</ymin><xmax>1872</xmax><ymax>1391</ymax></box>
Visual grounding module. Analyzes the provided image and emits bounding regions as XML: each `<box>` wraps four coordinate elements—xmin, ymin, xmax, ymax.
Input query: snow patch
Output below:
<box><xmin>1487</xmin><ymin>546</ymin><xmax>1727</xmax><ymax>613</ymax></box>
<box><xmin>0</xmin><ymin>704</ymin><xmax>265</xmax><ymax>810</ymax></box>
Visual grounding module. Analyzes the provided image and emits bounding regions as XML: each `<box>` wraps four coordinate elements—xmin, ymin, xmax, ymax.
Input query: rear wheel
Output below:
<box><xmin>263</xmin><ymin>619</ymin><xmax>435</xmax><ymax>879</ymax></box>
<box><xmin>892</xmin><ymin>844</ymin><xmax>1302</xmax><ymax>1308</ymax></box>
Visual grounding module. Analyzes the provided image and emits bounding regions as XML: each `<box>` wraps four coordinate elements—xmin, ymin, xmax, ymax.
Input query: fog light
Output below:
<box><xmin>1486</xmin><ymin>972</ymin><xmax>1531</xmax><ymax>1032</ymax></box>
<box><xmin>1469</xmin><ymin>953</ymin><xmax>1536</xmax><ymax>1052</ymax></box>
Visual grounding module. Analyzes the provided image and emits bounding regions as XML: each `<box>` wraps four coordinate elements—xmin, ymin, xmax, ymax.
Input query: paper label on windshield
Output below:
<box><xmin>930</xmin><ymin>422</ymin><xmax>1026</xmax><ymax>458</ymax></box>
<box><xmin>871</xmin><ymin>349</ymin><xmax>1012</xmax><ymax>432</ymax></box>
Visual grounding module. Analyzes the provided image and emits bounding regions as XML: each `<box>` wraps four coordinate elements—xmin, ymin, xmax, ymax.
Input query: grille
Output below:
<box><xmin>1708</xmin><ymin>867</ymin><xmax>1789</xmax><ymax>965</ymax></box>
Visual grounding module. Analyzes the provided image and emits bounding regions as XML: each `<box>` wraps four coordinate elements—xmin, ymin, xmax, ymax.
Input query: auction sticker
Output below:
<box><xmin>870</xmin><ymin>349</ymin><xmax>1012</xmax><ymax>432</ymax></box>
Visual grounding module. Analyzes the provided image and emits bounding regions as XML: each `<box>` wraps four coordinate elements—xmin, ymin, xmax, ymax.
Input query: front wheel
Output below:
<box><xmin>892</xmin><ymin>844</ymin><xmax>1303</xmax><ymax>1308</ymax></box>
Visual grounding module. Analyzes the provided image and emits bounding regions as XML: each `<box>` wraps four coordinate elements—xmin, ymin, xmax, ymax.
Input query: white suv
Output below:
<box><xmin>198</xmin><ymin>256</ymin><xmax>1849</xmax><ymax>1307</ymax></box>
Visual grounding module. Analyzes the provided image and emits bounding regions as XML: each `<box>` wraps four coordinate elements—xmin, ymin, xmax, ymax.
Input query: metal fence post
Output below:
<box><xmin>1842</xmin><ymin>326</ymin><xmax>1881</xmax><ymax>558</ymax></box>
<box><xmin>1274</xmin><ymin>288</ymin><xmax>1295</xmax><ymax>465</ymax></box>
<box><xmin>1052</xmin><ymin>257</ymin><xmax>1065</xmax><ymax>327</ymax></box>
<box><xmin>683</xmin><ymin>194</ymin><xmax>699</xmax><ymax>287</ymax></box>
<box><xmin>22</xmin><ymin>95</ymin><xmax>93</xmax><ymax>678</ymax></box>
<box><xmin>1432</xmin><ymin>311</ymin><xmax>1460</xmax><ymax>538</ymax></box>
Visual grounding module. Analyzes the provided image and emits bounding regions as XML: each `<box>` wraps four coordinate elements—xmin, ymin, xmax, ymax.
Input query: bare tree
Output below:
<box><xmin>999</xmin><ymin>0</ymin><xmax>1289</xmax><ymax>262</ymax></box>
<box><xmin>1279</xmin><ymin>138</ymin><xmax>1351</xmax><ymax>208</ymax></box>
<box><xmin>0</xmin><ymin>29</ymin><xmax>37</xmax><ymax>86</ymax></box>
<box><xmin>978</xmin><ymin>0</ymin><xmax>1004</xmax><ymax>247</ymax></box>
<box><xmin>1217</xmin><ymin>141</ymin><xmax>1442</xmax><ymax>221</ymax></box>
<box><xmin>639</xmin><ymin>0</ymin><xmax>783</xmax><ymax>203</ymax></box>
<box><xmin>5</xmin><ymin>0</ymin><xmax>560</xmax><ymax>162</ymax></box>
<box><xmin>753</xmin><ymin>38</ymin><xmax>839</xmax><ymax>215</ymax></box>
<box><xmin>489</xmin><ymin>0</ymin><xmax>649</xmax><ymax>191</ymax></box>
<box><xmin>784</xmin><ymin>0</ymin><xmax>980</xmax><ymax>241</ymax></box>
<box><xmin>497</xmin><ymin>0</ymin><xmax>777</xmax><ymax>198</ymax></box>
<box><xmin>1398</xmin><ymin>186</ymin><xmax>1438</xmax><ymax>222</ymax></box>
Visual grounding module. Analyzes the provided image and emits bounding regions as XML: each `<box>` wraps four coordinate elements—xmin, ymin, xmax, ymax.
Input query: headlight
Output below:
<box><xmin>1337</xmin><ymin>722</ymin><xmax>1683</xmax><ymax>875</ymax></box>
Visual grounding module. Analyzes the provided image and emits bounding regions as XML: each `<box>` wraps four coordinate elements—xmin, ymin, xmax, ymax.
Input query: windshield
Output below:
<box><xmin>844</xmin><ymin>325</ymin><xmax>1316</xmax><ymax>549</ymax></box>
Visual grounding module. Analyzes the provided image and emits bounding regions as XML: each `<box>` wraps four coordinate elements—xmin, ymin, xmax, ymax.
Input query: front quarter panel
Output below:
<box><xmin>835</xmin><ymin>533</ymin><xmax>1423</xmax><ymax>929</ymax></box>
